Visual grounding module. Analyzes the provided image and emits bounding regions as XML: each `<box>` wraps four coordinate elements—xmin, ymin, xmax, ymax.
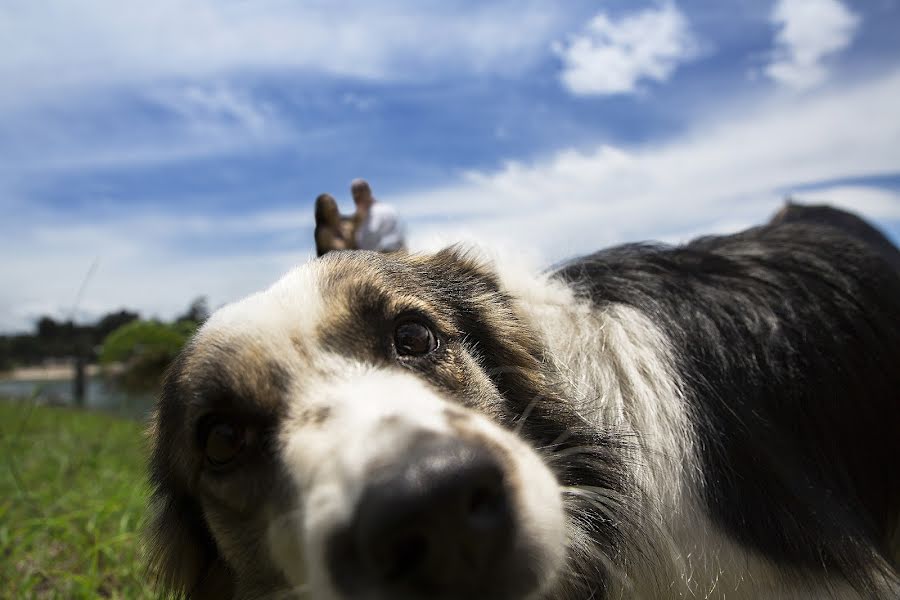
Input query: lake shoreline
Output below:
<box><xmin>0</xmin><ymin>363</ymin><xmax>124</xmax><ymax>382</ymax></box>
<box><xmin>1</xmin><ymin>364</ymin><xmax>96</xmax><ymax>382</ymax></box>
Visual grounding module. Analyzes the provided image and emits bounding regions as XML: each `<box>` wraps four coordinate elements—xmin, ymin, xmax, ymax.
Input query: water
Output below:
<box><xmin>0</xmin><ymin>377</ymin><xmax>156</xmax><ymax>420</ymax></box>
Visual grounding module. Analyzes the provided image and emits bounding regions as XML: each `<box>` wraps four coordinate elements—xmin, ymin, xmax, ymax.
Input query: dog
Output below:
<box><xmin>148</xmin><ymin>204</ymin><xmax>900</xmax><ymax>599</ymax></box>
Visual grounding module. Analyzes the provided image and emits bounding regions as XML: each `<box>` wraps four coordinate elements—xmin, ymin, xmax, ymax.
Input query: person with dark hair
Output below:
<box><xmin>314</xmin><ymin>193</ymin><xmax>356</xmax><ymax>256</ymax></box>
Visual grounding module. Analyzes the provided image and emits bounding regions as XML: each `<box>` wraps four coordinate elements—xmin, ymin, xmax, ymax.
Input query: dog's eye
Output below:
<box><xmin>204</xmin><ymin>420</ymin><xmax>246</xmax><ymax>467</ymax></box>
<box><xmin>394</xmin><ymin>319</ymin><xmax>437</xmax><ymax>357</ymax></box>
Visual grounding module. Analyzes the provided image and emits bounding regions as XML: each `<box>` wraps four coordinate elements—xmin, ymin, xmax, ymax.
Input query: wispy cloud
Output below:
<box><xmin>765</xmin><ymin>0</ymin><xmax>860</xmax><ymax>90</ymax></box>
<box><xmin>341</xmin><ymin>93</ymin><xmax>377</xmax><ymax>112</ymax></box>
<box><xmin>152</xmin><ymin>84</ymin><xmax>277</xmax><ymax>138</ymax></box>
<box><xmin>402</xmin><ymin>68</ymin><xmax>900</xmax><ymax>255</ymax></box>
<box><xmin>0</xmin><ymin>207</ymin><xmax>314</xmax><ymax>332</ymax></box>
<box><xmin>553</xmin><ymin>2</ymin><xmax>699</xmax><ymax>96</ymax></box>
<box><xmin>0</xmin><ymin>81</ymin><xmax>294</xmax><ymax>175</ymax></box>
<box><xmin>3</xmin><ymin>1</ymin><xmax>899</xmax><ymax>334</ymax></box>
<box><xmin>0</xmin><ymin>1</ymin><xmax>565</xmax><ymax>175</ymax></box>
<box><xmin>0</xmin><ymin>0</ymin><xmax>563</xmax><ymax>107</ymax></box>
<box><xmin>6</xmin><ymin>69</ymin><xmax>899</xmax><ymax>332</ymax></box>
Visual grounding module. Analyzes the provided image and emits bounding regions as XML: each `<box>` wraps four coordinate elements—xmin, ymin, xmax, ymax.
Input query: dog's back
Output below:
<box><xmin>554</xmin><ymin>208</ymin><xmax>900</xmax><ymax>596</ymax></box>
<box><xmin>770</xmin><ymin>201</ymin><xmax>900</xmax><ymax>272</ymax></box>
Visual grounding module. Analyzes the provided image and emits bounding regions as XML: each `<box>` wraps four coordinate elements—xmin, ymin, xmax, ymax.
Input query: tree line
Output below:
<box><xmin>0</xmin><ymin>298</ymin><xmax>210</xmax><ymax>387</ymax></box>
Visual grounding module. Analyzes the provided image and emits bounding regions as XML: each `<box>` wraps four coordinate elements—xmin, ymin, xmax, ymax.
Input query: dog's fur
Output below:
<box><xmin>769</xmin><ymin>200</ymin><xmax>900</xmax><ymax>273</ymax></box>
<box><xmin>148</xmin><ymin>205</ymin><xmax>900</xmax><ymax>599</ymax></box>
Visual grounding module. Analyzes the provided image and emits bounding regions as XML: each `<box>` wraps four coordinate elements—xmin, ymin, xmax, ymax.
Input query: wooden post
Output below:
<box><xmin>73</xmin><ymin>346</ymin><xmax>87</xmax><ymax>407</ymax></box>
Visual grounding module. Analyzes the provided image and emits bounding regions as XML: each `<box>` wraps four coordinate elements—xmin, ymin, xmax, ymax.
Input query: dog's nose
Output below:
<box><xmin>328</xmin><ymin>436</ymin><xmax>515</xmax><ymax>596</ymax></box>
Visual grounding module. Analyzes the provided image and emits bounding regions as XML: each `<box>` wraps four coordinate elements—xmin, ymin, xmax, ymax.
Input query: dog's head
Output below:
<box><xmin>148</xmin><ymin>249</ymin><xmax>631</xmax><ymax>600</ymax></box>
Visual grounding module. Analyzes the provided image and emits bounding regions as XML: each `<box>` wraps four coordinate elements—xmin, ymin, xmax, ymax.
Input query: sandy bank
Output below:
<box><xmin>0</xmin><ymin>364</ymin><xmax>122</xmax><ymax>382</ymax></box>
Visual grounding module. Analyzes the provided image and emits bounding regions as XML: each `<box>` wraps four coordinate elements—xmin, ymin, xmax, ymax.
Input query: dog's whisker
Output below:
<box><xmin>567</xmin><ymin>484</ymin><xmax>631</xmax><ymax>507</ymax></box>
<box><xmin>547</xmin><ymin>426</ymin><xmax>576</xmax><ymax>449</ymax></box>
<box><xmin>562</xmin><ymin>486</ymin><xmax>620</xmax><ymax>521</ymax></box>
<box><xmin>546</xmin><ymin>444</ymin><xmax>612</xmax><ymax>462</ymax></box>
<box><xmin>512</xmin><ymin>395</ymin><xmax>541</xmax><ymax>436</ymax></box>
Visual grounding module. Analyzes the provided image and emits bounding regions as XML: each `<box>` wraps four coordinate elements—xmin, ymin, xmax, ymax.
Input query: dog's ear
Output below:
<box><xmin>428</xmin><ymin>245</ymin><xmax>496</xmax><ymax>280</ymax></box>
<box><xmin>146</xmin><ymin>361</ymin><xmax>235</xmax><ymax>599</ymax></box>
<box><xmin>146</xmin><ymin>489</ymin><xmax>234</xmax><ymax>599</ymax></box>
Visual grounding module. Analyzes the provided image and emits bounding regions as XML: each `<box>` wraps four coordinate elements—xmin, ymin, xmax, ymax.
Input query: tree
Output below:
<box><xmin>0</xmin><ymin>337</ymin><xmax>12</xmax><ymax>372</ymax></box>
<box><xmin>99</xmin><ymin>320</ymin><xmax>197</xmax><ymax>391</ymax></box>
<box><xmin>92</xmin><ymin>310</ymin><xmax>139</xmax><ymax>343</ymax></box>
<box><xmin>176</xmin><ymin>296</ymin><xmax>209</xmax><ymax>326</ymax></box>
<box><xmin>34</xmin><ymin>315</ymin><xmax>79</xmax><ymax>359</ymax></box>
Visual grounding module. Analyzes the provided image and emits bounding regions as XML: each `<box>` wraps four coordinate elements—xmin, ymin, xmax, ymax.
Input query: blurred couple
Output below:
<box><xmin>314</xmin><ymin>179</ymin><xmax>407</xmax><ymax>257</ymax></box>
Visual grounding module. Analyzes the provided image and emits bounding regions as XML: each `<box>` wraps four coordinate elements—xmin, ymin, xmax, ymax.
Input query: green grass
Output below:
<box><xmin>0</xmin><ymin>400</ymin><xmax>157</xmax><ymax>599</ymax></box>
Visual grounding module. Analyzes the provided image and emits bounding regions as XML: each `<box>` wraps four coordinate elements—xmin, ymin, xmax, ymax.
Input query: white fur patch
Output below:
<box><xmin>198</xmin><ymin>261</ymin><xmax>327</xmax><ymax>355</ymax></box>
<box><xmin>503</xmin><ymin>266</ymin><xmax>871</xmax><ymax>599</ymax></box>
<box><xmin>267</xmin><ymin>363</ymin><xmax>566</xmax><ymax>600</ymax></box>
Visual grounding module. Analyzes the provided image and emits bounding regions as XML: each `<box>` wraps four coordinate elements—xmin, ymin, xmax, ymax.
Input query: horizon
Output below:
<box><xmin>3</xmin><ymin>0</ymin><xmax>900</xmax><ymax>333</ymax></box>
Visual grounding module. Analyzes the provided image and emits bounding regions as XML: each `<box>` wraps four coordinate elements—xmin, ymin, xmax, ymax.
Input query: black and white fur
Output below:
<box><xmin>148</xmin><ymin>205</ymin><xmax>900</xmax><ymax>599</ymax></box>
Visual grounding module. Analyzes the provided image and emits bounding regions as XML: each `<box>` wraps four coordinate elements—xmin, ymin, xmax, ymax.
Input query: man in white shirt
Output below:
<box><xmin>351</xmin><ymin>179</ymin><xmax>407</xmax><ymax>252</ymax></box>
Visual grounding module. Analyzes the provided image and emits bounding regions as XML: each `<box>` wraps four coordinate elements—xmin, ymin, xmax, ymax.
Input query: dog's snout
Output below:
<box><xmin>357</xmin><ymin>439</ymin><xmax>512</xmax><ymax>586</ymax></box>
<box><xmin>328</xmin><ymin>436</ymin><xmax>515</xmax><ymax>596</ymax></box>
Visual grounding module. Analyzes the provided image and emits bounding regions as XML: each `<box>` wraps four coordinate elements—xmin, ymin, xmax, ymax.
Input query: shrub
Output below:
<box><xmin>99</xmin><ymin>320</ymin><xmax>197</xmax><ymax>391</ymax></box>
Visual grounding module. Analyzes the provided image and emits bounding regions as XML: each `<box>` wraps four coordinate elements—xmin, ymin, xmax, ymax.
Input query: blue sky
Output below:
<box><xmin>2</xmin><ymin>0</ymin><xmax>900</xmax><ymax>332</ymax></box>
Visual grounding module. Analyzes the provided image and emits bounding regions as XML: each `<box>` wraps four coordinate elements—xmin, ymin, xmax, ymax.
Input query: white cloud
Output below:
<box><xmin>554</xmin><ymin>2</ymin><xmax>699</xmax><ymax>96</ymax></box>
<box><xmin>400</xmin><ymin>68</ymin><xmax>900</xmax><ymax>255</ymax></box>
<box><xmin>341</xmin><ymin>93</ymin><xmax>377</xmax><ymax>112</ymax></box>
<box><xmin>765</xmin><ymin>0</ymin><xmax>860</xmax><ymax>90</ymax></box>
<box><xmin>0</xmin><ymin>248</ymin><xmax>310</xmax><ymax>333</ymax></box>
<box><xmin>0</xmin><ymin>211</ymin><xmax>315</xmax><ymax>332</ymax></box>
<box><xmin>0</xmin><ymin>81</ymin><xmax>295</xmax><ymax>174</ymax></box>
<box><xmin>0</xmin><ymin>1</ymin><xmax>563</xmax><ymax>173</ymax></box>
<box><xmin>4</xmin><ymin>69</ymin><xmax>900</xmax><ymax>333</ymax></box>
<box><xmin>0</xmin><ymin>0</ymin><xmax>562</xmax><ymax>107</ymax></box>
<box><xmin>155</xmin><ymin>84</ymin><xmax>276</xmax><ymax>137</ymax></box>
